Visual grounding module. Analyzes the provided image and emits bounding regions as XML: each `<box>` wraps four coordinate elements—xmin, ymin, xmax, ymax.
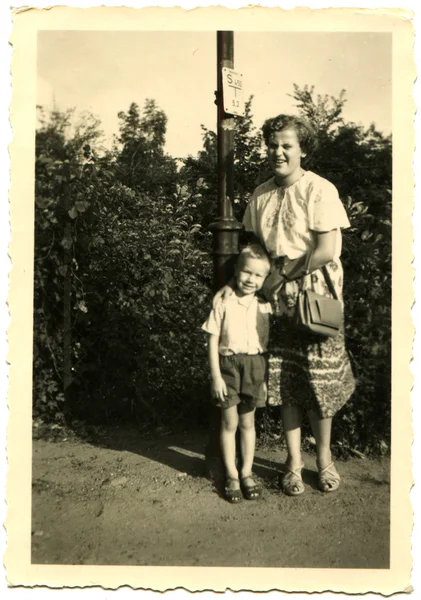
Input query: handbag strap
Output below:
<box><xmin>298</xmin><ymin>251</ymin><xmax>339</xmax><ymax>300</ymax></box>
<box><xmin>297</xmin><ymin>251</ymin><xmax>313</xmax><ymax>292</ymax></box>
<box><xmin>321</xmin><ymin>265</ymin><xmax>339</xmax><ymax>300</ymax></box>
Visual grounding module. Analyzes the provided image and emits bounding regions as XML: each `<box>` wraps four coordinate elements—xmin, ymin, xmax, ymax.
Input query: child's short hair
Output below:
<box><xmin>237</xmin><ymin>244</ymin><xmax>271</xmax><ymax>273</ymax></box>
<box><xmin>262</xmin><ymin>114</ymin><xmax>317</xmax><ymax>156</ymax></box>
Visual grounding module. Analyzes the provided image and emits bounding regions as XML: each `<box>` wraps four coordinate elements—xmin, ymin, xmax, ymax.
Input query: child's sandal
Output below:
<box><xmin>281</xmin><ymin>464</ymin><xmax>305</xmax><ymax>496</ymax></box>
<box><xmin>317</xmin><ymin>461</ymin><xmax>340</xmax><ymax>493</ymax></box>
<box><xmin>224</xmin><ymin>478</ymin><xmax>243</xmax><ymax>503</ymax></box>
<box><xmin>240</xmin><ymin>475</ymin><xmax>262</xmax><ymax>500</ymax></box>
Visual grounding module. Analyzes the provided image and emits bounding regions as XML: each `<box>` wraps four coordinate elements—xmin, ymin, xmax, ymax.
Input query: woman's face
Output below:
<box><xmin>267</xmin><ymin>128</ymin><xmax>306</xmax><ymax>186</ymax></box>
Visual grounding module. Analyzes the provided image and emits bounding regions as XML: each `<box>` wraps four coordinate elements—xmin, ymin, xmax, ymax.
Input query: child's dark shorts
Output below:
<box><xmin>215</xmin><ymin>353</ymin><xmax>267</xmax><ymax>410</ymax></box>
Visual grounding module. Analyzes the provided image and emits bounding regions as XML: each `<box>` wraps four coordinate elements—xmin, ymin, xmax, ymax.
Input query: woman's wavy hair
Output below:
<box><xmin>261</xmin><ymin>114</ymin><xmax>318</xmax><ymax>157</ymax></box>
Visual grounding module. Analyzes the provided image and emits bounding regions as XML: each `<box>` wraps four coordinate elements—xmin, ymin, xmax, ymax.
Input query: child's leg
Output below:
<box><xmin>238</xmin><ymin>406</ymin><xmax>256</xmax><ymax>478</ymax></box>
<box><xmin>238</xmin><ymin>406</ymin><xmax>262</xmax><ymax>499</ymax></box>
<box><xmin>220</xmin><ymin>405</ymin><xmax>240</xmax><ymax>483</ymax></box>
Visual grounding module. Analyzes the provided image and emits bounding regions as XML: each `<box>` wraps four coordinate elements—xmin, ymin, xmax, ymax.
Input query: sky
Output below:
<box><xmin>37</xmin><ymin>30</ymin><xmax>392</xmax><ymax>159</ymax></box>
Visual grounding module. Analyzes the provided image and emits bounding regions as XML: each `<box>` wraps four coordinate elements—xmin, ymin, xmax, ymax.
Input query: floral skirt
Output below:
<box><xmin>267</xmin><ymin>260</ymin><xmax>356</xmax><ymax>418</ymax></box>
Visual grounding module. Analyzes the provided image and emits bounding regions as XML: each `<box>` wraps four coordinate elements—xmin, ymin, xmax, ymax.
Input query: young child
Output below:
<box><xmin>202</xmin><ymin>244</ymin><xmax>272</xmax><ymax>503</ymax></box>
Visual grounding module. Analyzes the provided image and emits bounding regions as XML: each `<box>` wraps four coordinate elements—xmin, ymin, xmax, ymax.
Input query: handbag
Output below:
<box><xmin>294</xmin><ymin>263</ymin><xmax>342</xmax><ymax>338</ymax></box>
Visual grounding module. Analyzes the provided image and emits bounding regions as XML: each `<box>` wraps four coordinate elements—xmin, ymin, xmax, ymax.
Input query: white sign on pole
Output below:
<box><xmin>222</xmin><ymin>68</ymin><xmax>245</xmax><ymax>117</ymax></box>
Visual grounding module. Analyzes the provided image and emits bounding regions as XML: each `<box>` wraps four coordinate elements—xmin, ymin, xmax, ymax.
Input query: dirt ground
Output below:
<box><xmin>31</xmin><ymin>424</ymin><xmax>390</xmax><ymax>568</ymax></box>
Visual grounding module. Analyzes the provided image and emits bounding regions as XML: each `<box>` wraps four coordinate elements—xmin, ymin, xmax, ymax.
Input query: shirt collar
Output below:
<box><xmin>231</xmin><ymin>292</ymin><xmax>257</xmax><ymax>308</ymax></box>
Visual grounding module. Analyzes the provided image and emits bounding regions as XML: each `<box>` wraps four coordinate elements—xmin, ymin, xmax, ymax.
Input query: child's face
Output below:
<box><xmin>235</xmin><ymin>257</ymin><xmax>270</xmax><ymax>296</ymax></box>
<box><xmin>267</xmin><ymin>128</ymin><xmax>305</xmax><ymax>184</ymax></box>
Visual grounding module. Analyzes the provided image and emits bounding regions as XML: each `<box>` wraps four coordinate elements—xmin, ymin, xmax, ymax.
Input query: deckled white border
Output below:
<box><xmin>0</xmin><ymin>2</ymin><xmax>11</xmax><ymax>599</ymax></box>
<box><xmin>2</xmin><ymin>1</ymin><xmax>419</xmax><ymax>598</ymax></box>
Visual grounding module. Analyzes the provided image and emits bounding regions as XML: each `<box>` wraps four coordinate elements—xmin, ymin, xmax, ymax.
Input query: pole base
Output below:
<box><xmin>204</xmin><ymin>405</ymin><xmax>225</xmax><ymax>484</ymax></box>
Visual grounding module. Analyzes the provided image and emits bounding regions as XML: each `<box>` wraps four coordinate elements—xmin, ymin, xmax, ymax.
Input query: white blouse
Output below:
<box><xmin>243</xmin><ymin>171</ymin><xmax>351</xmax><ymax>260</ymax></box>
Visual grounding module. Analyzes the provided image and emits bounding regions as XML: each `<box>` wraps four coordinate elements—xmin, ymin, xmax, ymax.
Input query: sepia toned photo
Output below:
<box><xmin>5</xmin><ymin>5</ymin><xmax>415</xmax><ymax>594</ymax></box>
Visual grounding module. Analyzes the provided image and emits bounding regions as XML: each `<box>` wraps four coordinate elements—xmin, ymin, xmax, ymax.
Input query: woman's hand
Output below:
<box><xmin>261</xmin><ymin>268</ymin><xmax>285</xmax><ymax>302</ymax></box>
<box><xmin>281</xmin><ymin>254</ymin><xmax>309</xmax><ymax>281</ymax></box>
<box><xmin>212</xmin><ymin>280</ymin><xmax>235</xmax><ymax>309</ymax></box>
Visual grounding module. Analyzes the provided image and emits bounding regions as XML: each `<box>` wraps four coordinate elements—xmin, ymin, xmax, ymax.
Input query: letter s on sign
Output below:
<box><xmin>227</xmin><ymin>73</ymin><xmax>233</xmax><ymax>84</ymax></box>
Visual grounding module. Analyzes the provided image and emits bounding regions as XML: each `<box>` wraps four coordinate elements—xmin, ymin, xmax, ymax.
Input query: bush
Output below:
<box><xmin>72</xmin><ymin>180</ymin><xmax>213</xmax><ymax>426</ymax></box>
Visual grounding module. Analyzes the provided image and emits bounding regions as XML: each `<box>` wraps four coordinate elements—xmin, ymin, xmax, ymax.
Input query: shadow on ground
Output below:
<box><xmin>31</xmin><ymin>424</ymin><xmax>390</xmax><ymax>569</ymax></box>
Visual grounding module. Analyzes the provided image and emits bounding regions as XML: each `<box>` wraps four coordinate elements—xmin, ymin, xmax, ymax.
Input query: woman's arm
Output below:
<box><xmin>212</xmin><ymin>277</ymin><xmax>236</xmax><ymax>309</ymax></box>
<box><xmin>282</xmin><ymin>229</ymin><xmax>337</xmax><ymax>280</ymax></box>
<box><xmin>307</xmin><ymin>230</ymin><xmax>337</xmax><ymax>271</ymax></box>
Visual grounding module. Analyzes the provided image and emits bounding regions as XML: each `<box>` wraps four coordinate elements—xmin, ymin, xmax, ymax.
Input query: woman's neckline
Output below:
<box><xmin>273</xmin><ymin>169</ymin><xmax>308</xmax><ymax>189</ymax></box>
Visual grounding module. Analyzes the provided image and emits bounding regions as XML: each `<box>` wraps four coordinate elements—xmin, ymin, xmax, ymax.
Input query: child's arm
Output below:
<box><xmin>208</xmin><ymin>334</ymin><xmax>228</xmax><ymax>402</ymax></box>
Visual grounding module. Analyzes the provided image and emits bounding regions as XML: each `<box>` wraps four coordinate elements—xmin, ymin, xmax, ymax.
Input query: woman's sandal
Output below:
<box><xmin>240</xmin><ymin>475</ymin><xmax>262</xmax><ymax>500</ymax></box>
<box><xmin>281</xmin><ymin>464</ymin><xmax>305</xmax><ymax>497</ymax></box>
<box><xmin>317</xmin><ymin>461</ymin><xmax>340</xmax><ymax>493</ymax></box>
<box><xmin>224</xmin><ymin>478</ymin><xmax>243</xmax><ymax>504</ymax></box>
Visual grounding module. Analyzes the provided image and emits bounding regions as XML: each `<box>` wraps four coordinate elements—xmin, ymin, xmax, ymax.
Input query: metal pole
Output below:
<box><xmin>210</xmin><ymin>30</ymin><xmax>242</xmax><ymax>292</ymax></box>
<box><xmin>206</xmin><ymin>31</ymin><xmax>242</xmax><ymax>481</ymax></box>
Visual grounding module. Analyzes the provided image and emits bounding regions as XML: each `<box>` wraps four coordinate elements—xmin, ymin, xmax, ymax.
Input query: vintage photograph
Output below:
<box><xmin>5</xmin><ymin>5</ymin><xmax>414</xmax><ymax>594</ymax></box>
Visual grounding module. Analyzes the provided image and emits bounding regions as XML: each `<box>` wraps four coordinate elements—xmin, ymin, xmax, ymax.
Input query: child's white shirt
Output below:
<box><xmin>202</xmin><ymin>293</ymin><xmax>272</xmax><ymax>356</ymax></box>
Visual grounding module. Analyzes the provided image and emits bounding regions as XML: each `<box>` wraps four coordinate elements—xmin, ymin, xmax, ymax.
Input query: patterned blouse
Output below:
<box><xmin>243</xmin><ymin>171</ymin><xmax>351</xmax><ymax>260</ymax></box>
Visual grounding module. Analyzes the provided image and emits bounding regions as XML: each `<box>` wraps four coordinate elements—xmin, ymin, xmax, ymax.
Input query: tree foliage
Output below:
<box><xmin>113</xmin><ymin>100</ymin><xmax>178</xmax><ymax>196</ymax></box>
<box><xmin>180</xmin><ymin>96</ymin><xmax>265</xmax><ymax>230</ymax></box>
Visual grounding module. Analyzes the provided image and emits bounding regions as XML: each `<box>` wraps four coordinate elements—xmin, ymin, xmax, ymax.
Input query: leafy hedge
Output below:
<box><xmin>34</xmin><ymin>157</ymin><xmax>213</xmax><ymax>428</ymax></box>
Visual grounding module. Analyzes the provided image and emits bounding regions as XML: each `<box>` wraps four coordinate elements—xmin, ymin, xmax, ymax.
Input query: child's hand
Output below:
<box><xmin>211</xmin><ymin>376</ymin><xmax>228</xmax><ymax>403</ymax></box>
<box><xmin>212</xmin><ymin>284</ymin><xmax>234</xmax><ymax>309</ymax></box>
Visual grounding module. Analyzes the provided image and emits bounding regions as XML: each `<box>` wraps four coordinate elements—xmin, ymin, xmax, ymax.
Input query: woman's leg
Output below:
<box><xmin>282</xmin><ymin>405</ymin><xmax>304</xmax><ymax>470</ymax></box>
<box><xmin>308</xmin><ymin>410</ymin><xmax>332</xmax><ymax>467</ymax></box>
<box><xmin>308</xmin><ymin>410</ymin><xmax>340</xmax><ymax>492</ymax></box>
<box><xmin>238</xmin><ymin>407</ymin><xmax>256</xmax><ymax>478</ymax></box>
<box><xmin>220</xmin><ymin>405</ymin><xmax>240</xmax><ymax>484</ymax></box>
<box><xmin>280</xmin><ymin>405</ymin><xmax>305</xmax><ymax>495</ymax></box>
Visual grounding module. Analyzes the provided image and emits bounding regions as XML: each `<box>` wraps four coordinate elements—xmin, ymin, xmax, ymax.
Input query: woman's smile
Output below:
<box><xmin>267</xmin><ymin>129</ymin><xmax>305</xmax><ymax>187</ymax></box>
